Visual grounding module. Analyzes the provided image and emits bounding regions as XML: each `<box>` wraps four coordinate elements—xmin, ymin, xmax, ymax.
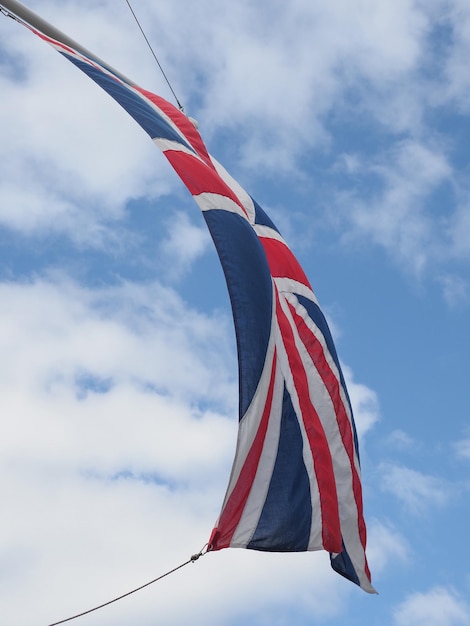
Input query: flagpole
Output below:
<box><xmin>0</xmin><ymin>0</ymin><xmax>137</xmax><ymax>87</ymax></box>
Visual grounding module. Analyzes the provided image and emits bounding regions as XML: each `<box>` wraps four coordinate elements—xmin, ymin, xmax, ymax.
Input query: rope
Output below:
<box><xmin>45</xmin><ymin>548</ymin><xmax>206</xmax><ymax>626</ymax></box>
<box><xmin>123</xmin><ymin>0</ymin><xmax>185</xmax><ymax>112</ymax></box>
<box><xmin>0</xmin><ymin>6</ymin><xmax>19</xmax><ymax>20</ymax></box>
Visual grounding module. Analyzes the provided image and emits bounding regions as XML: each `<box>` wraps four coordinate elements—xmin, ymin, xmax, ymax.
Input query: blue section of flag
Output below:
<box><xmin>248</xmin><ymin>385</ymin><xmax>312</xmax><ymax>551</ymax></box>
<box><xmin>331</xmin><ymin>542</ymin><xmax>361</xmax><ymax>587</ymax></box>
<box><xmin>252</xmin><ymin>198</ymin><xmax>280</xmax><ymax>231</ymax></box>
<box><xmin>203</xmin><ymin>209</ymin><xmax>273</xmax><ymax>418</ymax></box>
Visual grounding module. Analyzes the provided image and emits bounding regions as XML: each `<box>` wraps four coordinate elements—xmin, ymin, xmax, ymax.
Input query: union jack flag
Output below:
<box><xmin>26</xmin><ymin>22</ymin><xmax>374</xmax><ymax>593</ymax></box>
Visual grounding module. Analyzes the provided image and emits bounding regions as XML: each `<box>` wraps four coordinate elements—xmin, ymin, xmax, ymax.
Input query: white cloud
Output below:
<box><xmin>380</xmin><ymin>463</ymin><xmax>450</xmax><ymax>513</ymax></box>
<box><xmin>438</xmin><ymin>274</ymin><xmax>469</xmax><ymax>308</ymax></box>
<box><xmin>161</xmin><ymin>210</ymin><xmax>211</xmax><ymax>279</ymax></box>
<box><xmin>455</xmin><ymin>436</ymin><xmax>470</xmax><ymax>460</ymax></box>
<box><xmin>342</xmin><ymin>364</ymin><xmax>380</xmax><ymax>441</ymax></box>
<box><xmin>181</xmin><ymin>0</ymin><xmax>435</xmax><ymax>168</ymax></box>
<box><xmin>440</xmin><ymin>0</ymin><xmax>470</xmax><ymax>112</ymax></box>
<box><xmin>386</xmin><ymin>429</ymin><xmax>416</xmax><ymax>450</ymax></box>
<box><xmin>0</xmin><ymin>276</ymin><xmax>236</xmax><ymax>402</ymax></box>
<box><xmin>0</xmin><ymin>15</ymin><xmax>175</xmax><ymax>245</ymax></box>
<box><xmin>0</xmin><ymin>275</ymin><xmax>241</xmax><ymax>624</ymax></box>
<box><xmin>446</xmin><ymin>201</ymin><xmax>470</xmax><ymax>260</ymax></box>
<box><xmin>393</xmin><ymin>587</ymin><xmax>470</xmax><ymax>626</ymax></box>
<box><xmin>0</xmin><ymin>275</ymin><xmax>238</xmax><ymax>487</ymax></box>
<box><xmin>339</xmin><ymin>140</ymin><xmax>452</xmax><ymax>275</ymax></box>
<box><xmin>366</xmin><ymin>519</ymin><xmax>409</xmax><ymax>575</ymax></box>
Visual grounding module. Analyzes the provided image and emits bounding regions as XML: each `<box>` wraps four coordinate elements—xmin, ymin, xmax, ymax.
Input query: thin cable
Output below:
<box><xmin>123</xmin><ymin>0</ymin><xmax>184</xmax><ymax>112</ymax></box>
<box><xmin>46</xmin><ymin>548</ymin><xmax>206</xmax><ymax>626</ymax></box>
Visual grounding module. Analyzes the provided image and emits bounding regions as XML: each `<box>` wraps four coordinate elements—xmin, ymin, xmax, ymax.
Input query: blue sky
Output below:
<box><xmin>1</xmin><ymin>1</ymin><xmax>470</xmax><ymax>625</ymax></box>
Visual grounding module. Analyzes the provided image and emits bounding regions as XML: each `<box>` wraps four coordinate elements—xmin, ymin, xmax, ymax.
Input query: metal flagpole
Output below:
<box><xmin>0</xmin><ymin>0</ymin><xmax>137</xmax><ymax>87</ymax></box>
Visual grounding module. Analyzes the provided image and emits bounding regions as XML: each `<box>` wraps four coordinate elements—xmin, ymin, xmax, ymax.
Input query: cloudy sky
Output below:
<box><xmin>1</xmin><ymin>0</ymin><xmax>470</xmax><ymax>624</ymax></box>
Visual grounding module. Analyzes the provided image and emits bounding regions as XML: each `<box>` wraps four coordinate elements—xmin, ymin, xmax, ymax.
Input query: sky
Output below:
<box><xmin>1</xmin><ymin>0</ymin><xmax>470</xmax><ymax>625</ymax></box>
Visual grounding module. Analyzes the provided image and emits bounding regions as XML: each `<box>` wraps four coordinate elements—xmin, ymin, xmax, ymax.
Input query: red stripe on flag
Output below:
<box><xmin>287</xmin><ymin>301</ymin><xmax>369</xmax><ymax>565</ymax></box>
<box><xmin>136</xmin><ymin>87</ymin><xmax>214</xmax><ymax>166</ymax></box>
<box><xmin>260</xmin><ymin>238</ymin><xmax>312</xmax><ymax>287</ymax></box>
<box><xmin>164</xmin><ymin>150</ymin><xmax>248</xmax><ymax>217</ymax></box>
<box><xmin>209</xmin><ymin>352</ymin><xmax>278</xmax><ymax>550</ymax></box>
<box><xmin>275</xmin><ymin>296</ymin><xmax>343</xmax><ymax>553</ymax></box>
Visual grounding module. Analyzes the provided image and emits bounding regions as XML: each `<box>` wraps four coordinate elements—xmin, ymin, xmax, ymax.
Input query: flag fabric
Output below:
<box><xmin>25</xmin><ymin>21</ymin><xmax>374</xmax><ymax>593</ymax></box>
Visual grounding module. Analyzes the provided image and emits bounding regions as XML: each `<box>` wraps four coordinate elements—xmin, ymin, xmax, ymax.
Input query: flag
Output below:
<box><xmin>21</xmin><ymin>15</ymin><xmax>374</xmax><ymax>593</ymax></box>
